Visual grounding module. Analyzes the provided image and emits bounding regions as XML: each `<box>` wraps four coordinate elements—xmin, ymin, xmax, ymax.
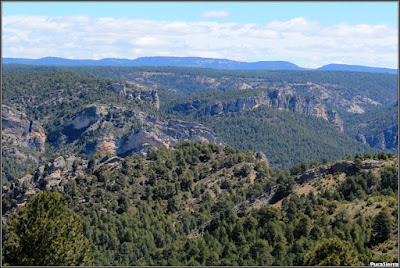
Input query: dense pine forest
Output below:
<box><xmin>2</xmin><ymin>65</ymin><xmax>398</xmax><ymax>266</ymax></box>
<box><xmin>2</xmin><ymin>143</ymin><xmax>398</xmax><ymax>265</ymax></box>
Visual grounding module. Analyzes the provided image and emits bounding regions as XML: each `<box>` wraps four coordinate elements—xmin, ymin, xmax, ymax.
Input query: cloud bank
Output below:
<box><xmin>2</xmin><ymin>15</ymin><xmax>398</xmax><ymax>68</ymax></box>
<box><xmin>200</xmin><ymin>10</ymin><xmax>231</xmax><ymax>19</ymax></box>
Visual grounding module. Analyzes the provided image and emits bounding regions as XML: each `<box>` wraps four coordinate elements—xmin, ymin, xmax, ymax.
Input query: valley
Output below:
<box><xmin>1</xmin><ymin>63</ymin><xmax>398</xmax><ymax>266</ymax></box>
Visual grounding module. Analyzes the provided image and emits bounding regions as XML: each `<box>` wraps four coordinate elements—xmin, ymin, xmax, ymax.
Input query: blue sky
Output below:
<box><xmin>2</xmin><ymin>1</ymin><xmax>398</xmax><ymax>68</ymax></box>
<box><xmin>3</xmin><ymin>2</ymin><xmax>398</xmax><ymax>26</ymax></box>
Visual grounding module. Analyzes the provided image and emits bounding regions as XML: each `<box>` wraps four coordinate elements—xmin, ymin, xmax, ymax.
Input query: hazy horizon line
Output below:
<box><xmin>2</xmin><ymin>56</ymin><xmax>398</xmax><ymax>70</ymax></box>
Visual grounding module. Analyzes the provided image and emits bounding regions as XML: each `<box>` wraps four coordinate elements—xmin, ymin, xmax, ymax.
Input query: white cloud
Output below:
<box><xmin>200</xmin><ymin>10</ymin><xmax>231</xmax><ymax>19</ymax></box>
<box><xmin>1</xmin><ymin>15</ymin><xmax>398</xmax><ymax>68</ymax></box>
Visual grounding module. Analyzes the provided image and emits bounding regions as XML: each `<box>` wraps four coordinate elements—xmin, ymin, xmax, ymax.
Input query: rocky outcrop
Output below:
<box><xmin>48</xmin><ymin>106</ymin><xmax>105</xmax><ymax>146</ymax></box>
<box><xmin>326</xmin><ymin>110</ymin><xmax>344</xmax><ymax>132</ymax></box>
<box><xmin>129</xmin><ymin>90</ymin><xmax>160</xmax><ymax>109</ymax></box>
<box><xmin>2</xmin><ymin>105</ymin><xmax>46</xmax><ymax>153</ymax></box>
<box><xmin>295</xmin><ymin>160</ymin><xmax>359</xmax><ymax>184</ymax></box>
<box><xmin>116</xmin><ymin>119</ymin><xmax>223</xmax><ymax>157</ymax></box>
<box><xmin>362</xmin><ymin>160</ymin><xmax>382</xmax><ymax>169</ymax></box>
<box><xmin>233</xmin><ymin>185</ymin><xmax>279</xmax><ymax>214</ymax></box>
<box><xmin>110</xmin><ymin>83</ymin><xmax>126</xmax><ymax>96</ymax></box>
<box><xmin>295</xmin><ymin>165</ymin><xmax>331</xmax><ymax>184</ymax></box>
<box><xmin>96</xmin><ymin>135</ymin><xmax>117</xmax><ymax>155</ymax></box>
<box><xmin>49</xmin><ymin>105</ymin><xmax>222</xmax><ymax>158</ymax></box>
<box><xmin>330</xmin><ymin>160</ymin><xmax>356</xmax><ymax>174</ymax></box>
<box><xmin>174</xmin><ymin>90</ymin><xmax>344</xmax><ymax>131</ymax></box>
<box><xmin>354</xmin><ymin>124</ymin><xmax>398</xmax><ymax>151</ymax></box>
<box><xmin>110</xmin><ymin>82</ymin><xmax>160</xmax><ymax>109</ymax></box>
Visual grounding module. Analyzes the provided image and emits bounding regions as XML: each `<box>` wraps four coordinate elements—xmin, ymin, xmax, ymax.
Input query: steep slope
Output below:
<box><xmin>3</xmin><ymin>65</ymin><xmax>397</xmax><ymax>108</ymax></box>
<box><xmin>166</xmin><ymin>88</ymin><xmax>344</xmax><ymax>131</ymax></box>
<box><xmin>2</xmin><ymin>105</ymin><xmax>47</xmax><ymax>181</ymax></box>
<box><xmin>2</xmin><ymin>143</ymin><xmax>398</xmax><ymax>266</ymax></box>
<box><xmin>341</xmin><ymin>103</ymin><xmax>398</xmax><ymax>151</ymax></box>
<box><xmin>2</xmin><ymin>66</ymin><xmax>397</xmax><ymax>174</ymax></box>
<box><xmin>193</xmin><ymin>106</ymin><xmax>375</xmax><ymax>168</ymax></box>
<box><xmin>162</xmin><ymin>88</ymin><xmax>375</xmax><ymax>168</ymax></box>
<box><xmin>1</xmin><ymin>71</ymin><xmax>221</xmax><ymax>182</ymax></box>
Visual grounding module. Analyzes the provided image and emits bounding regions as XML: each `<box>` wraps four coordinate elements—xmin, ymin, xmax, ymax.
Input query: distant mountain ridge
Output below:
<box><xmin>2</xmin><ymin>56</ymin><xmax>397</xmax><ymax>73</ymax></box>
<box><xmin>2</xmin><ymin>56</ymin><xmax>302</xmax><ymax>70</ymax></box>
<box><xmin>317</xmin><ymin>63</ymin><xmax>398</xmax><ymax>74</ymax></box>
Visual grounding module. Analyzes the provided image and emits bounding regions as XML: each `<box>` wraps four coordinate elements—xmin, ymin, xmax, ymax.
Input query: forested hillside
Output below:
<box><xmin>192</xmin><ymin>106</ymin><xmax>374</xmax><ymax>168</ymax></box>
<box><xmin>1</xmin><ymin>71</ymin><xmax>220</xmax><ymax>182</ymax></box>
<box><xmin>2</xmin><ymin>65</ymin><xmax>397</xmax><ymax>180</ymax></box>
<box><xmin>2</xmin><ymin>143</ymin><xmax>398</xmax><ymax>265</ymax></box>
<box><xmin>1</xmin><ymin>64</ymin><xmax>398</xmax><ymax>266</ymax></box>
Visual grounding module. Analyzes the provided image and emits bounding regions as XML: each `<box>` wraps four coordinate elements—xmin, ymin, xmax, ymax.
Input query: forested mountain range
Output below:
<box><xmin>2</xmin><ymin>65</ymin><xmax>397</xmax><ymax>180</ymax></box>
<box><xmin>3</xmin><ymin>57</ymin><xmax>398</xmax><ymax>73</ymax></box>
<box><xmin>4</xmin><ymin>64</ymin><xmax>397</xmax><ymax>151</ymax></box>
<box><xmin>317</xmin><ymin>63</ymin><xmax>398</xmax><ymax>74</ymax></box>
<box><xmin>1</xmin><ymin>62</ymin><xmax>398</xmax><ymax>266</ymax></box>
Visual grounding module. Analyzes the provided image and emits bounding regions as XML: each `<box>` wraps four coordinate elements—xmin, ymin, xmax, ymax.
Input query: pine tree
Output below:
<box><xmin>372</xmin><ymin>208</ymin><xmax>393</xmax><ymax>245</ymax></box>
<box><xmin>303</xmin><ymin>237</ymin><xmax>362</xmax><ymax>266</ymax></box>
<box><xmin>2</xmin><ymin>191</ymin><xmax>93</xmax><ymax>266</ymax></box>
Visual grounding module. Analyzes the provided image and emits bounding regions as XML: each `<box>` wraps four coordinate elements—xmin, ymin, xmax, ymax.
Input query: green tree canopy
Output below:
<box><xmin>372</xmin><ymin>208</ymin><xmax>393</xmax><ymax>245</ymax></box>
<box><xmin>2</xmin><ymin>191</ymin><xmax>93</xmax><ymax>266</ymax></box>
<box><xmin>303</xmin><ymin>237</ymin><xmax>362</xmax><ymax>266</ymax></box>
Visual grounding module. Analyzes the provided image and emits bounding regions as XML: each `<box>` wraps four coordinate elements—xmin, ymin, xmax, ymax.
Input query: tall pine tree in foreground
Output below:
<box><xmin>2</xmin><ymin>191</ymin><xmax>93</xmax><ymax>266</ymax></box>
<box><xmin>303</xmin><ymin>237</ymin><xmax>362</xmax><ymax>266</ymax></box>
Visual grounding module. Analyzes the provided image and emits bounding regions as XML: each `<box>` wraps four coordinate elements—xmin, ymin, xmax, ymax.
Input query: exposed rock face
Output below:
<box><xmin>116</xmin><ymin>119</ymin><xmax>223</xmax><ymax>157</ymax></box>
<box><xmin>50</xmin><ymin>156</ymin><xmax>67</xmax><ymax>173</ymax></box>
<box><xmin>354</xmin><ymin>124</ymin><xmax>398</xmax><ymax>151</ymax></box>
<box><xmin>330</xmin><ymin>160</ymin><xmax>356</xmax><ymax>174</ymax></box>
<box><xmin>130</xmin><ymin>90</ymin><xmax>160</xmax><ymax>109</ymax></box>
<box><xmin>174</xmin><ymin>90</ymin><xmax>345</xmax><ymax>131</ymax></box>
<box><xmin>65</xmin><ymin>106</ymin><xmax>104</xmax><ymax>130</ymax></box>
<box><xmin>96</xmin><ymin>135</ymin><xmax>117</xmax><ymax>155</ymax></box>
<box><xmin>326</xmin><ymin>110</ymin><xmax>344</xmax><ymax>132</ymax></box>
<box><xmin>110</xmin><ymin>83</ymin><xmax>126</xmax><ymax>96</ymax></box>
<box><xmin>362</xmin><ymin>160</ymin><xmax>382</xmax><ymax>169</ymax></box>
<box><xmin>49</xmin><ymin>106</ymin><xmax>104</xmax><ymax>147</ymax></box>
<box><xmin>295</xmin><ymin>160</ymin><xmax>358</xmax><ymax>184</ymax></box>
<box><xmin>233</xmin><ymin>185</ymin><xmax>279</xmax><ymax>214</ymax></box>
<box><xmin>110</xmin><ymin>82</ymin><xmax>160</xmax><ymax>109</ymax></box>
<box><xmin>295</xmin><ymin>165</ymin><xmax>331</xmax><ymax>184</ymax></box>
<box><xmin>33</xmin><ymin>165</ymin><xmax>45</xmax><ymax>182</ymax></box>
<box><xmin>49</xmin><ymin>105</ymin><xmax>222</xmax><ymax>158</ymax></box>
<box><xmin>254</xmin><ymin>151</ymin><xmax>269</xmax><ymax>166</ymax></box>
<box><xmin>2</xmin><ymin>105</ymin><xmax>46</xmax><ymax>153</ymax></box>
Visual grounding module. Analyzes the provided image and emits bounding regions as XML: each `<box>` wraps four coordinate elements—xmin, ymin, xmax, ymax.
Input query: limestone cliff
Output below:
<box><xmin>116</xmin><ymin>119</ymin><xmax>223</xmax><ymax>157</ymax></box>
<box><xmin>110</xmin><ymin>82</ymin><xmax>160</xmax><ymax>109</ymax></box>
<box><xmin>2</xmin><ymin>105</ymin><xmax>46</xmax><ymax>153</ymax></box>
<box><xmin>48</xmin><ymin>105</ymin><xmax>222</xmax><ymax>158</ymax></box>
<box><xmin>174</xmin><ymin>90</ymin><xmax>344</xmax><ymax>131</ymax></box>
